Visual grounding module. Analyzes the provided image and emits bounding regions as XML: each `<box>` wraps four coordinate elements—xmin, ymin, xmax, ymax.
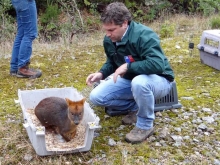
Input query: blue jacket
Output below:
<box><xmin>99</xmin><ymin>21</ymin><xmax>174</xmax><ymax>82</ymax></box>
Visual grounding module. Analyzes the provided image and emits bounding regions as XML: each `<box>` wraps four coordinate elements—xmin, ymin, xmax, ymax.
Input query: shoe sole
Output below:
<box><xmin>10</xmin><ymin>71</ymin><xmax>17</xmax><ymax>76</ymax></box>
<box><xmin>125</xmin><ymin>128</ymin><xmax>154</xmax><ymax>144</ymax></box>
<box><xmin>16</xmin><ymin>74</ymin><xmax>30</xmax><ymax>78</ymax></box>
<box><xmin>17</xmin><ymin>72</ymin><xmax>42</xmax><ymax>79</ymax></box>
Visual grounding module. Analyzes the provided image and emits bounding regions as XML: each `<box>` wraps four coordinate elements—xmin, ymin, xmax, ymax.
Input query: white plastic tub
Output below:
<box><xmin>18</xmin><ymin>87</ymin><xmax>100</xmax><ymax>156</ymax></box>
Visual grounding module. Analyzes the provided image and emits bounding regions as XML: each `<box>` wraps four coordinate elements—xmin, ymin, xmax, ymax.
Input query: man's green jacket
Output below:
<box><xmin>99</xmin><ymin>21</ymin><xmax>175</xmax><ymax>82</ymax></box>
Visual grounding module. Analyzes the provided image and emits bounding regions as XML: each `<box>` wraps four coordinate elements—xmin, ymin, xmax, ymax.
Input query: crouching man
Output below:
<box><xmin>86</xmin><ymin>2</ymin><xmax>174</xmax><ymax>144</ymax></box>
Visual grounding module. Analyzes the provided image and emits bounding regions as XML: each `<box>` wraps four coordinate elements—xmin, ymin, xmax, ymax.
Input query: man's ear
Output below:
<box><xmin>122</xmin><ymin>20</ymin><xmax>128</xmax><ymax>28</ymax></box>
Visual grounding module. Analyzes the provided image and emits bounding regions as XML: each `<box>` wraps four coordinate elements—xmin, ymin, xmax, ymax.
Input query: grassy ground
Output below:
<box><xmin>0</xmin><ymin>14</ymin><xmax>220</xmax><ymax>165</ymax></box>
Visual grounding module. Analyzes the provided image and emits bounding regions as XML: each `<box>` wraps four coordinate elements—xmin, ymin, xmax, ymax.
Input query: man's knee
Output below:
<box><xmin>131</xmin><ymin>75</ymin><xmax>151</xmax><ymax>92</ymax></box>
<box><xmin>29</xmin><ymin>33</ymin><xmax>37</xmax><ymax>41</ymax></box>
<box><xmin>89</xmin><ymin>90</ymin><xmax>97</xmax><ymax>105</ymax></box>
<box><xmin>23</xmin><ymin>34</ymin><xmax>37</xmax><ymax>42</ymax></box>
<box><xmin>89</xmin><ymin>89</ymin><xmax>103</xmax><ymax>106</ymax></box>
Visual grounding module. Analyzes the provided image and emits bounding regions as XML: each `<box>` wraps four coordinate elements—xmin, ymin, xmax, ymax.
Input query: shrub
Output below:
<box><xmin>210</xmin><ymin>16</ymin><xmax>220</xmax><ymax>29</ymax></box>
<box><xmin>40</xmin><ymin>4</ymin><xmax>60</xmax><ymax>25</ymax></box>
<box><xmin>160</xmin><ymin>21</ymin><xmax>176</xmax><ymax>38</ymax></box>
<box><xmin>0</xmin><ymin>0</ymin><xmax>15</xmax><ymax>42</ymax></box>
<box><xmin>39</xmin><ymin>4</ymin><xmax>61</xmax><ymax>41</ymax></box>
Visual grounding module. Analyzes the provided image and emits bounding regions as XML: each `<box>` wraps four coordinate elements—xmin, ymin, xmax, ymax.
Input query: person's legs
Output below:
<box><xmin>17</xmin><ymin>0</ymin><xmax>38</xmax><ymax>68</ymax></box>
<box><xmin>132</xmin><ymin>74</ymin><xmax>172</xmax><ymax>129</ymax></box>
<box><xmin>90</xmin><ymin>76</ymin><xmax>138</xmax><ymax>111</ymax></box>
<box><xmin>10</xmin><ymin>23</ymin><xmax>23</xmax><ymax>75</ymax></box>
<box><xmin>90</xmin><ymin>74</ymin><xmax>172</xmax><ymax>143</ymax></box>
<box><xmin>125</xmin><ymin>74</ymin><xmax>172</xmax><ymax>143</ymax></box>
<box><xmin>10</xmin><ymin>0</ymin><xmax>26</xmax><ymax>74</ymax></box>
<box><xmin>10</xmin><ymin>0</ymin><xmax>41</xmax><ymax>78</ymax></box>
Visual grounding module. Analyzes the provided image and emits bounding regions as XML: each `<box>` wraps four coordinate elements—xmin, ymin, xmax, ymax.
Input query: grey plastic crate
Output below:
<box><xmin>90</xmin><ymin>76</ymin><xmax>182</xmax><ymax>114</ymax></box>
<box><xmin>197</xmin><ymin>30</ymin><xmax>220</xmax><ymax>70</ymax></box>
<box><xmin>199</xmin><ymin>51</ymin><xmax>220</xmax><ymax>70</ymax></box>
<box><xmin>154</xmin><ymin>81</ymin><xmax>182</xmax><ymax>111</ymax></box>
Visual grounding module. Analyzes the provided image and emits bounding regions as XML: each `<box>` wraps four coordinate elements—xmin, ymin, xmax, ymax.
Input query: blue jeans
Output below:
<box><xmin>10</xmin><ymin>0</ymin><xmax>38</xmax><ymax>72</ymax></box>
<box><xmin>90</xmin><ymin>74</ymin><xmax>172</xmax><ymax>130</ymax></box>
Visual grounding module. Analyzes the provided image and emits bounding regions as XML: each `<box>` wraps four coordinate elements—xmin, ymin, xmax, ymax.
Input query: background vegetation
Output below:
<box><xmin>1</xmin><ymin>0</ymin><xmax>220</xmax><ymax>43</ymax></box>
<box><xmin>0</xmin><ymin>0</ymin><xmax>220</xmax><ymax>164</ymax></box>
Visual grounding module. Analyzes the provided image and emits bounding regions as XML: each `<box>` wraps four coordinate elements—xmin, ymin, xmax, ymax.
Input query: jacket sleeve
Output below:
<box><xmin>127</xmin><ymin>31</ymin><xmax>166</xmax><ymax>75</ymax></box>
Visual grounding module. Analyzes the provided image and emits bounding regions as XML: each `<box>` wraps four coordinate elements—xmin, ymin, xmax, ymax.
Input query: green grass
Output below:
<box><xmin>0</xmin><ymin>14</ymin><xmax>220</xmax><ymax>164</ymax></box>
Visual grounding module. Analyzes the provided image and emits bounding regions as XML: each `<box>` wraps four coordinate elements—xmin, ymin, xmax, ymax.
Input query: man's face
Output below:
<box><xmin>102</xmin><ymin>21</ymin><xmax>128</xmax><ymax>42</ymax></box>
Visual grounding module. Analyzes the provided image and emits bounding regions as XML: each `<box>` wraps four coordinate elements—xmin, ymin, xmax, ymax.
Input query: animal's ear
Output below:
<box><xmin>82</xmin><ymin>98</ymin><xmax>86</xmax><ymax>104</ymax></box>
<box><xmin>65</xmin><ymin>98</ymin><xmax>70</xmax><ymax>105</ymax></box>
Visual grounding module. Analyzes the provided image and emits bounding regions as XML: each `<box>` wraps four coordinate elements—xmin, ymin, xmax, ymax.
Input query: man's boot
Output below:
<box><xmin>17</xmin><ymin>63</ymin><xmax>42</xmax><ymax>79</ymax></box>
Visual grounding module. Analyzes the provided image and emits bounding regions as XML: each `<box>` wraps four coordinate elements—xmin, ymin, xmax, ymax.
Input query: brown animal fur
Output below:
<box><xmin>34</xmin><ymin>97</ymin><xmax>86</xmax><ymax>142</ymax></box>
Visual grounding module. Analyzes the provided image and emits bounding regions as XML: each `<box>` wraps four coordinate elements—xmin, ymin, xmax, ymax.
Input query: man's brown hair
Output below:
<box><xmin>100</xmin><ymin>2</ymin><xmax>132</xmax><ymax>25</ymax></box>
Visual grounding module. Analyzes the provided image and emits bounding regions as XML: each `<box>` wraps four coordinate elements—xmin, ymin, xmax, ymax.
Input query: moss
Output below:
<box><xmin>1</xmin><ymin>17</ymin><xmax>220</xmax><ymax>164</ymax></box>
<box><xmin>167</xmin><ymin>111</ymin><xmax>178</xmax><ymax>118</ymax></box>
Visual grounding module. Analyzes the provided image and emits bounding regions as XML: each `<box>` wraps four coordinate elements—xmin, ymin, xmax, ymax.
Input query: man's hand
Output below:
<box><xmin>113</xmin><ymin>63</ymin><xmax>128</xmax><ymax>83</ymax></box>
<box><xmin>86</xmin><ymin>72</ymin><xmax>103</xmax><ymax>86</ymax></box>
